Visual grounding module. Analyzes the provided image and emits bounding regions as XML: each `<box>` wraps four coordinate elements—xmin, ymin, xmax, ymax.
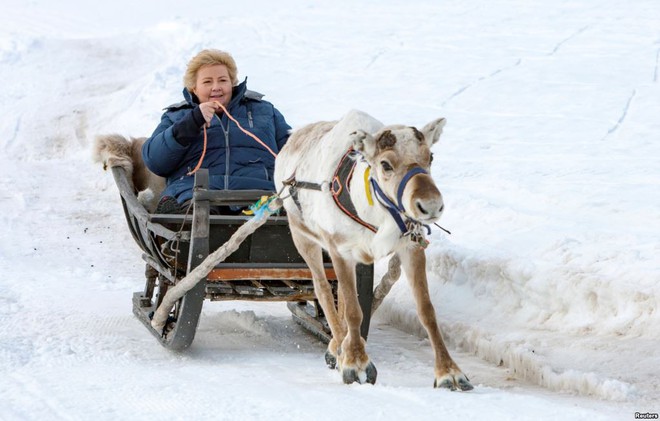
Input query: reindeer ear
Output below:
<box><xmin>350</xmin><ymin>130</ymin><xmax>377</xmax><ymax>159</ymax></box>
<box><xmin>421</xmin><ymin>117</ymin><xmax>446</xmax><ymax>145</ymax></box>
<box><xmin>410</xmin><ymin>127</ymin><xmax>425</xmax><ymax>143</ymax></box>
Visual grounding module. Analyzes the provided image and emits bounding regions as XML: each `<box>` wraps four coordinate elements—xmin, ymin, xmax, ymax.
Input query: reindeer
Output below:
<box><xmin>274</xmin><ymin>110</ymin><xmax>472</xmax><ymax>390</ymax></box>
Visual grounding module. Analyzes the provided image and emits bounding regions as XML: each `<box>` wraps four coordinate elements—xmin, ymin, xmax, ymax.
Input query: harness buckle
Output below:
<box><xmin>403</xmin><ymin>220</ymin><xmax>432</xmax><ymax>249</ymax></box>
<box><xmin>282</xmin><ymin>174</ymin><xmax>297</xmax><ymax>188</ymax></box>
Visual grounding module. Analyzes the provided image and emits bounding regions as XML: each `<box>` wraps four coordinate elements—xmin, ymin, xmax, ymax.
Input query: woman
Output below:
<box><xmin>142</xmin><ymin>49</ymin><xmax>291</xmax><ymax>212</ymax></box>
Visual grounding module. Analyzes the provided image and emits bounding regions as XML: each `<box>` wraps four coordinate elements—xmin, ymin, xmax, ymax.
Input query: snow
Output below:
<box><xmin>1</xmin><ymin>0</ymin><xmax>659</xmax><ymax>419</ymax></box>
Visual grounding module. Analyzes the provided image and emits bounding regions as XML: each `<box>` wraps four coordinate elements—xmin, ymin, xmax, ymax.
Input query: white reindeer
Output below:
<box><xmin>274</xmin><ymin>110</ymin><xmax>472</xmax><ymax>390</ymax></box>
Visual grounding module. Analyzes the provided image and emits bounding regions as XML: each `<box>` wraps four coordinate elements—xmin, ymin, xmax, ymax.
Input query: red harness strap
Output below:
<box><xmin>330</xmin><ymin>149</ymin><xmax>378</xmax><ymax>233</ymax></box>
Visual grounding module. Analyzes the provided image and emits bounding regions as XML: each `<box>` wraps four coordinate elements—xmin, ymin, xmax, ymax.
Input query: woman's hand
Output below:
<box><xmin>199</xmin><ymin>101</ymin><xmax>221</xmax><ymax>127</ymax></box>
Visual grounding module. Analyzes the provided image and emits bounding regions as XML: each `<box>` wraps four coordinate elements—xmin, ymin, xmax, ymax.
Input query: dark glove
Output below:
<box><xmin>172</xmin><ymin>106</ymin><xmax>206</xmax><ymax>146</ymax></box>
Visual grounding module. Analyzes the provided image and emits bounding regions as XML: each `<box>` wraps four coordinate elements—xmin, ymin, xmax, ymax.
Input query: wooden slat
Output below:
<box><xmin>206</xmin><ymin>291</ymin><xmax>317</xmax><ymax>302</ymax></box>
<box><xmin>234</xmin><ymin>284</ymin><xmax>264</xmax><ymax>296</ymax></box>
<box><xmin>207</xmin><ymin>267</ymin><xmax>336</xmax><ymax>281</ymax></box>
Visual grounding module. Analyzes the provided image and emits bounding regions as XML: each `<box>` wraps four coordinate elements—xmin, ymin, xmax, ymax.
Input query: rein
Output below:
<box><xmin>187</xmin><ymin>100</ymin><xmax>277</xmax><ymax>176</ymax></box>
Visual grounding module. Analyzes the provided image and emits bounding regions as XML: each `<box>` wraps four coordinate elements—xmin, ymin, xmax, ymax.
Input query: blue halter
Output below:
<box><xmin>396</xmin><ymin>167</ymin><xmax>428</xmax><ymax>211</ymax></box>
<box><xmin>369</xmin><ymin>167</ymin><xmax>432</xmax><ymax>235</ymax></box>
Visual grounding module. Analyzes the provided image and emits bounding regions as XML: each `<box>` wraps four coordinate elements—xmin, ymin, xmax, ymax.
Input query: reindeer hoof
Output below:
<box><xmin>325</xmin><ymin>350</ymin><xmax>337</xmax><ymax>369</ymax></box>
<box><xmin>341</xmin><ymin>361</ymin><xmax>377</xmax><ymax>385</ymax></box>
<box><xmin>342</xmin><ymin>368</ymin><xmax>359</xmax><ymax>384</ymax></box>
<box><xmin>434</xmin><ymin>373</ymin><xmax>473</xmax><ymax>391</ymax></box>
<box><xmin>365</xmin><ymin>361</ymin><xmax>378</xmax><ymax>384</ymax></box>
<box><xmin>457</xmin><ymin>375</ymin><xmax>474</xmax><ymax>391</ymax></box>
<box><xmin>435</xmin><ymin>377</ymin><xmax>457</xmax><ymax>391</ymax></box>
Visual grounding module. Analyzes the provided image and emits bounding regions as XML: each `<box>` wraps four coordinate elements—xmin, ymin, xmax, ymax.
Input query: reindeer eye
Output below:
<box><xmin>380</xmin><ymin>161</ymin><xmax>393</xmax><ymax>172</ymax></box>
<box><xmin>430</xmin><ymin>153</ymin><xmax>434</xmax><ymax>163</ymax></box>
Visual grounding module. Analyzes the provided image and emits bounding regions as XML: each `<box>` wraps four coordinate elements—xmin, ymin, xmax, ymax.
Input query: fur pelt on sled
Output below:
<box><xmin>93</xmin><ymin>134</ymin><xmax>165</xmax><ymax>212</ymax></box>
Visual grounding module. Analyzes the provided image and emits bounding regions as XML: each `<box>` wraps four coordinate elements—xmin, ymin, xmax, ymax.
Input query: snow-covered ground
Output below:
<box><xmin>1</xmin><ymin>0</ymin><xmax>658</xmax><ymax>419</ymax></box>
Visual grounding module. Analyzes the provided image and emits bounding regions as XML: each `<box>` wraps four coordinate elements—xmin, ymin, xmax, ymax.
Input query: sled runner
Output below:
<box><xmin>111</xmin><ymin>166</ymin><xmax>374</xmax><ymax>350</ymax></box>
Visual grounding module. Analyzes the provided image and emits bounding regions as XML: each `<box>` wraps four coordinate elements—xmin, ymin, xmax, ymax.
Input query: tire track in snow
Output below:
<box><xmin>442</xmin><ymin>25</ymin><xmax>590</xmax><ymax>107</ymax></box>
<box><xmin>365</xmin><ymin>50</ymin><xmax>386</xmax><ymax>69</ymax></box>
<box><xmin>441</xmin><ymin>59</ymin><xmax>522</xmax><ymax>106</ymax></box>
<box><xmin>654</xmin><ymin>47</ymin><xmax>660</xmax><ymax>82</ymax></box>
<box><xmin>0</xmin><ymin>310</ymin><xmax>150</xmax><ymax>368</ymax></box>
<box><xmin>548</xmin><ymin>25</ymin><xmax>590</xmax><ymax>56</ymax></box>
<box><xmin>2</xmin><ymin>115</ymin><xmax>21</xmax><ymax>152</ymax></box>
<box><xmin>602</xmin><ymin>89</ymin><xmax>636</xmax><ymax>139</ymax></box>
<box><xmin>7</xmin><ymin>373</ymin><xmax>77</xmax><ymax>421</ymax></box>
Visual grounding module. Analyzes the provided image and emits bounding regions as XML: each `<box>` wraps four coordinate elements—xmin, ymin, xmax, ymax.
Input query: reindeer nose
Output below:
<box><xmin>415</xmin><ymin>197</ymin><xmax>444</xmax><ymax>219</ymax></box>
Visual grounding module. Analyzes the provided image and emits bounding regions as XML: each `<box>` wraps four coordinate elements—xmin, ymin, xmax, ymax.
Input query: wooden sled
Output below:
<box><xmin>111</xmin><ymin>167</ymin><xmax>374</xmax><ymax>350</ymax></box>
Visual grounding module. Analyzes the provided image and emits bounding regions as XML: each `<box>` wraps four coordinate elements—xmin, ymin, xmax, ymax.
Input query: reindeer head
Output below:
<box><xmin>351</xmin><ymin>117</ymin><xmax>446</xmax><ymax>223</ymax></box>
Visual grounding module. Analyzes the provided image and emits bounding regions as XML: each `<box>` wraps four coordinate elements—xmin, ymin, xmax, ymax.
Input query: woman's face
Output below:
<box><xmin>193</xmin><ymin>64</ymin><xmax>233</xmax><ymax>108</ymax></box>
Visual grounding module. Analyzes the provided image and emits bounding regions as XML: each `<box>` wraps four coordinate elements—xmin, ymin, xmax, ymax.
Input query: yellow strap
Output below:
<box><xmin>364</xmin><ymin>167</ymin><xmax>374</xmax><ymax>206</ymax></box>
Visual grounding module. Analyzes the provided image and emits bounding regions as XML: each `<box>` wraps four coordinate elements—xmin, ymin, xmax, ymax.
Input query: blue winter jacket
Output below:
<box><xmin>142</xmin><ymin>80</ymin><xmax>291</xmax><ymax>203</ymax></box>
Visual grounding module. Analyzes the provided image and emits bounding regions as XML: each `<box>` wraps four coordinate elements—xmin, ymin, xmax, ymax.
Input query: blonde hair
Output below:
<box><xmin>183</xmin><ymin>49</ymin><xmax>238</xmax><ymax>91</ymax></box>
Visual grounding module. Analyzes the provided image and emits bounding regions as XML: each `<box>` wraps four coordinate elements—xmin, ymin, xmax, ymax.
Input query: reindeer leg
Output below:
<box><xmin>288</xmin><ymin>220</ymin><xmax>346</xmax><ymax>368</ymax></box>
<box><xmin>326</xmin><ymin>248</ymin><xmax>377</xmax><ymax>385</ymax></box>
<box><xmin>399</xmin><ymin>247</ymin><xmax>473</xmax><ymax>391</ymax></box>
